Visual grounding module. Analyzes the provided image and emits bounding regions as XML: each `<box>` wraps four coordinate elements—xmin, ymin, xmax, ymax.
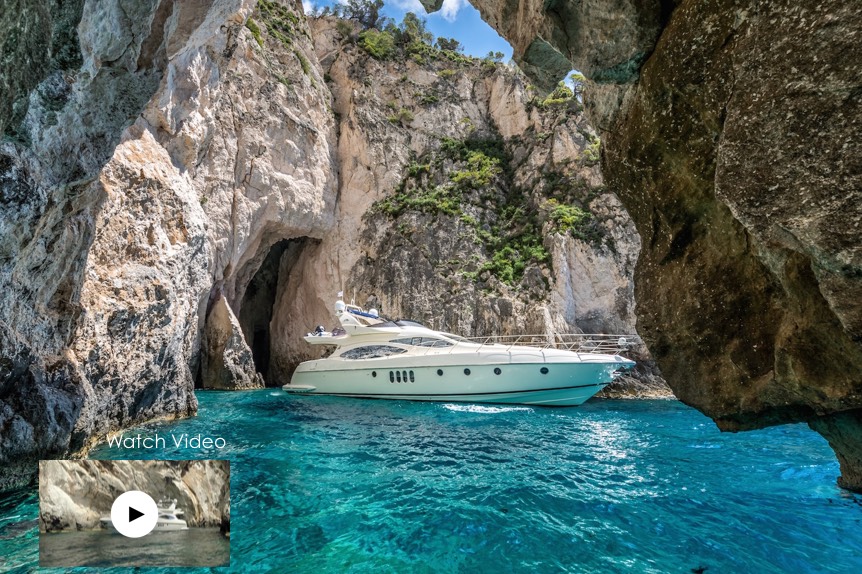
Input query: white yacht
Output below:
<box><xmin>100</xmin><ymin>498</ymin><xmax>188</xmax><ymax>532</ymax></box>
<box><xmin>154</xmin><ymin>498</ymin><xmax>188</xmax><ymax>531</ymax></box>
<box><xmin>282</xmin><ymin>298</ymin><xmax>636</xmax><ymax>406</ymax></box>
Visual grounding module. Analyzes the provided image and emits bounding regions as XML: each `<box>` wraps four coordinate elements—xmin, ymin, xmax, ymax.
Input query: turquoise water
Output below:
<box><xmin>2</xmin><ymin>390</ymin><xmax>862</xmax><ymax>573</ymax></box>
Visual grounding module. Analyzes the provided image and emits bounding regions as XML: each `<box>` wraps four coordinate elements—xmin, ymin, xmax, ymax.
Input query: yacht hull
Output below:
<box><xmin>100</xmin><ymin>519</ymin><xmax>188</xmax><ymax>532</ymax></box>
<box><xmin>284</xmin><ymin>360</ymin><xmax>629</xmax><ymax>406</ymax></box>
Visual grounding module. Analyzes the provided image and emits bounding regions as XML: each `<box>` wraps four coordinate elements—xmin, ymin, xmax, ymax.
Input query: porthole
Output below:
<box><xmin>389</xmin><ymin>371</ymin><xmax>394</xmax><ymax>383</ymax></box>
<box><xmin>372</xmin><ymin>371</ymin><xmax>377</xmax><ymax>378</ymax></box>
<box><xmin>396</xmin><ymin>371</ymin><xmax>402</xmax><ymax>382</ymax></box>
<box><xmin>494</xmin><ymin>367</ymin><xmax>501</xmax><ymax>375</ymax></box>
<box><xmin>464</xmin><ymin>368</ymin><xmax>471</xmax><ymax>376</ymax></box>
<box><xmin>437</xmin><ymin>369</ymin><xmax>443</xmax><ymax>376</ymax></box>
<box><xmin>409</xmin><ymin>370</ymin><xmax>415</xmax><ymax>383</ymax></box>
<box><xmin>540</xmin><ymin>367</ymin><xmax>549</xmax><ymax>375</ymax></box>
<box><xmin>402</xmin><ymin>370</ymin><xmax>408</xmax><ymax>383</ymax></box>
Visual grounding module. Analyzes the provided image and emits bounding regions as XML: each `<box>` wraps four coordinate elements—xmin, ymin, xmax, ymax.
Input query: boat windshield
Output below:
<box><xmin>367</xmin><ymin>321</ymin><xmax>400</xmax><ymax>328</ymax></box>
<box><xmin>439</xmin><ymin>332</ymin><xmax>472</xmax><ymax>343</ymax></box>
<box><xmin>394</xmin><ymin>319</ymin><xmax>427</xmax><ymax>328</ymax></box>
<box><xmin>389</xmin><ymin>337</ymin><xmax>453</xmax><ymax>348</ymax></box>
<box><xmin>339</xmin><ymin>345</ymin><xmax>408</xmax><ymax>359</ymax></box>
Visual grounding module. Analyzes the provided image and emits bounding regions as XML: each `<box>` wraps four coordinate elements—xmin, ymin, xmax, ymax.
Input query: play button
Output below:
<box><xmin>110</xmin><ymin>491</ymin><xmax>158</xmax><ymax>538</ymax></box>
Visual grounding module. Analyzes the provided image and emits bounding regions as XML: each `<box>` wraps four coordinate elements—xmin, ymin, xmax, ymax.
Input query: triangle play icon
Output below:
<box><xmin>129</xmin><ymin>506</ymin><xmax>145</xmax><ymax>522</ymax></box>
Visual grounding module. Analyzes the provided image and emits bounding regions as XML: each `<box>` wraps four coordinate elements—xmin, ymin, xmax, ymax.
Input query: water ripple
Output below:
<box><xmin>2</xmin><ymin>392</ymin><xmax>861</xmax><ymax>573</ymax></box>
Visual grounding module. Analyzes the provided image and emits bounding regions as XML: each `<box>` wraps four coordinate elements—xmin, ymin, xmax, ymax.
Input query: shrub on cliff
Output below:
<box><xmin>360</xmin><ymin>29</ymin><xmax>395</xmax><ymax>59</ymax></box>
<box><xmin>545</xmin><ymin>199</ymin><xmax>601</xmax><ymax>243</ymax></box>
<box><xmin>541</xmin><ymin>82</ymin><xmax>574</xmax><ymax>107</ymax></box>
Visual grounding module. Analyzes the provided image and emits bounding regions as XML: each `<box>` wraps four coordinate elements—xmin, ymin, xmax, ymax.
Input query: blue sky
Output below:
<box><xmin>303</xmin><ymin>0</ymin><xmax>514</xmax><ymax>60</ymax></box>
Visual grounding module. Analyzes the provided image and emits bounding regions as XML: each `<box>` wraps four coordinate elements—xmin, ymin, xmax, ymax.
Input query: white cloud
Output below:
<box><xmin>438</xmin><ymin>0</ymin><xmax>466</xmax><ymax>22</ymax></box>
<box><xmin>302</xmin><ymin>0</ymin><xmax>315</xmax><ymax>14</ymax></box>
<box><xmin>391</xmin><ymin>0</ymin><xmax>426</xmax><ymax>12</ymax></box>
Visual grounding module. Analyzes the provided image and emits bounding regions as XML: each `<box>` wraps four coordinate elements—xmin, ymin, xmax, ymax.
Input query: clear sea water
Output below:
<box><xmin>2</xmin><ymin>390</ymin><xmax>861</xmax><ymax>573</ymax></box>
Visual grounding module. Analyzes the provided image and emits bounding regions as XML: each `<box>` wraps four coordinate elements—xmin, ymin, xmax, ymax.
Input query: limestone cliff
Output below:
<box><xmin>38</xmin><ymin>460</ymin><xmax>229</xmax><ymax>531</ymax></box>
<box><xmin>0</xmin><ymin>0</ymin><xmax>336</xmax><ymax>490</ymax></box>
<box><xmin>454</xmin><ymin>0</ymin><xmax>862</xmax><ymax>487</ymax></box>
<box><xmin>0</xmin><ymin>0</ymin><xmax>660</xmax><ymax>492</ymax></box>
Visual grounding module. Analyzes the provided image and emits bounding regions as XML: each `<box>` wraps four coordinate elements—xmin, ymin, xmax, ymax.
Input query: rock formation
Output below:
<box><xmin>1</xmin><ymin>0</ymin><xmax>665</xmax><ymax>492</ymax></box>
<box><xmin>0</xmin><ymin>0</ymin><xmax>336</xmax><ymax>490</ymax></box>
<box><xmin>38</xmin><ymin>459</ymin><xmax>229</xmax><ymax>531</ymax></box>
<box><xmin>201</xmin><ymin>295</ymin><xmax>263</xmax><ymax>389</ymax></box>
<box><xmin>454</xmin><ymin>0</ymin><xmax>862</xmax><ymax>487</ymax></box>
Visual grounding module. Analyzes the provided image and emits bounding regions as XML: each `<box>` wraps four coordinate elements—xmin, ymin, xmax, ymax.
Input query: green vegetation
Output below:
<box><xmin>419</xmin><ymin>92</ymin><xmax>439</xmax><ymax>105</ymax></box>
<box><xmin>407</xmin><ymin>39</ymin><xmax>438</xmax><ymax>65</ymax></box>
<box><xmin>435</xmin><ymin>37</ymin><xmax>462</xmax><ymax>52</ymax></box>
<box><xmin>359</xmin><ymin>29</ymin><xmax>395</xmax><ymax>59</ymax></box>
<box><xmin>583</xmin><ymin>136</ymin><xmax>601</xmax><ymax>164</ymax></box>
<box><xmin>333</xmin><ymin>9</ymin><xmax>483</xmax><ymax>69</ymax></box>
<box><xmin>387</xmin><ymin>107</ymin><xmax>414</xmax><ymax>125</ymax></box>
<box><xmin>481</xmin><ymin>230</ymin><xmax>548</xmax><ymax>285</ymax></box>
<box><xmin>371</xmin><ymin>135</ymin><xmax>552</xmax><ymax>288</ymax></box>
<box><xmin>329</xmin><ymin>0</ymin><xmax>384</xmax><ymax>29</ymax></box>
<box><xmin>258</xmin><ymin>0</ymin><xmax>299</xmax><ymax>47</ymax></box>
<box><xmin>545</xmin><ymin>199</ymin><xmax>595</xmax><ymax>239</ymax></box>
<box><xmin>541</xmin><ymin>82</ymin><xmax>574</xmax><ymax>107</ymax></box>
<box><xmin>376</xmin><ymin>185</ymin><xmax>461</xmax><ymax>217</ymax></box>
<box><xmin>295</xmin><ymin>49</ymin><xmax>311</xmax><ymax>76</ymax></box>
<box><xmin>245</xmin><ymin>18</ymin><xmax>263</xmax><ymax>48</ymax></box>
<box><xmin>450</xmin><ymin>150</ymin><xmax>501</xmax><ymax>189</ymax></box>
<box><xmin>569</xmin><ymin>72</ymin><xmax>586</xmax><ymax>99</ymax></box>
<box><xmin>335</xmin><ymin>20</ymin><xmax>354</xmax><ymax>39</ymax></box>
<box><xmin>441</xmin><ymin>50</ymin><xmax>472</xmax><ymax>66</ymax></box>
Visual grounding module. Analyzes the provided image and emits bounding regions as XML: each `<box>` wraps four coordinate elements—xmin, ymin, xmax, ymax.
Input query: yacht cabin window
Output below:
<box><xmin>339</xmin><ymin>345</ymin><xmax>407</xmax><ymax>360</ymax></box>
<box><xmin>389</xmin><ymin>337</ymin><xmax>453</xmax><ymax>348</ymax></box>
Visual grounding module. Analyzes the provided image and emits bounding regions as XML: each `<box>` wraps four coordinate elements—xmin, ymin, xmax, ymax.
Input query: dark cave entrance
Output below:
<box><xmin>238</xmin><ymin>237</ymin><xmax>310</xmax><ymax>384</ymax></box>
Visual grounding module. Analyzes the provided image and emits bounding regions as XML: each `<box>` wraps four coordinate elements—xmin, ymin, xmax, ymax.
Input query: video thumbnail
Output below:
<box><xmin>38</xmin><ymin>459</ymin><xmax>229</xmax><ymax>568</ymax></box>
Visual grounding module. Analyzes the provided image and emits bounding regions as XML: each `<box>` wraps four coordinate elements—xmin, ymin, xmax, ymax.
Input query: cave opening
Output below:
<box><xmin>238</xmin><ymin>237</ymin><xmax>310</xmax><ymax>385</ymax></box>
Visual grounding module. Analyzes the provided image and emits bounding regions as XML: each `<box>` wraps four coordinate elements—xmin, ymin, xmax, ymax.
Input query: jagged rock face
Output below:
<box><xmin>459</xmin><ymin>0</ymin><xmax>675</xmax><ymax>92</ymax></box>
<box><xmin>0</xmin><ymin>0</ymin><xmax>336</xmax><ymax>490</ymax></box>
<box><xmin>463</xmin><ymin>0</ymin><xmax>862</xmax><ymax>486</ymax></box>
<box><xmin>38</xmin><ymin>460</ymin><xmax>229</xmax><ymax>531</ymax></box>
<box><xmin>201</xmin><ymin>295</ymin><xmax>263</xmax><ymax>389</ymax></box>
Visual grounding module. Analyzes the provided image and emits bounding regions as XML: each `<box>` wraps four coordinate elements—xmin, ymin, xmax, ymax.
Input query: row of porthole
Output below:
<box><xmin>372</xmin><ymin>367</ymin><xmax>551</xmax><ymax>379</ymax></box>
<box><xmin>431</xmin><ymin>367</ymin><xmax>550</xmax><ymax>376</ymax></box>
<box><xmin>375</xmin><ymin>370</ymin><xmax>414</xmax><ymax>383</ymax></box>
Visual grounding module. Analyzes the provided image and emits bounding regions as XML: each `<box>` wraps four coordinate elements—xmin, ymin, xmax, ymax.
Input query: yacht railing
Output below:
<box><xmin>458</xmin><ymin>334</ymin><xmax>641</xmax><ymax>355</ymax></box>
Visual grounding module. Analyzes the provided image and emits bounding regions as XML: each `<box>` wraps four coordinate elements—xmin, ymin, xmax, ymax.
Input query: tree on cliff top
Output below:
<box><xmin>435</xmin><ymin>37</ymin><xmax>463</xmax><ymax>53</ymax></box>
<box><xmin>333</xmin><ymin>0</ymin><xmax>385</xmax><ymax>29</ymax></box>
<box><xmin>397</xmin><ymin>12</ymin><xmax>433</xmax><ymax>45</ymax></box>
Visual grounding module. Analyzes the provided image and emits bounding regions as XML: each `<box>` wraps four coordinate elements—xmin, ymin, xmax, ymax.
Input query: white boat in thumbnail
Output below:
<box><xmin>282</xmin><ymin>297</ymin><xmax>636</xmax><ymax>406</ymax></box>
<box><xmin>100</xmin><ymin>498</ymin><xmax>188</xmax><ymax>532</ymax></box>
<box><xmin>154</xmin><ymin>498</ymin><xmax>188</xmax><ymax>531</ymax></box>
